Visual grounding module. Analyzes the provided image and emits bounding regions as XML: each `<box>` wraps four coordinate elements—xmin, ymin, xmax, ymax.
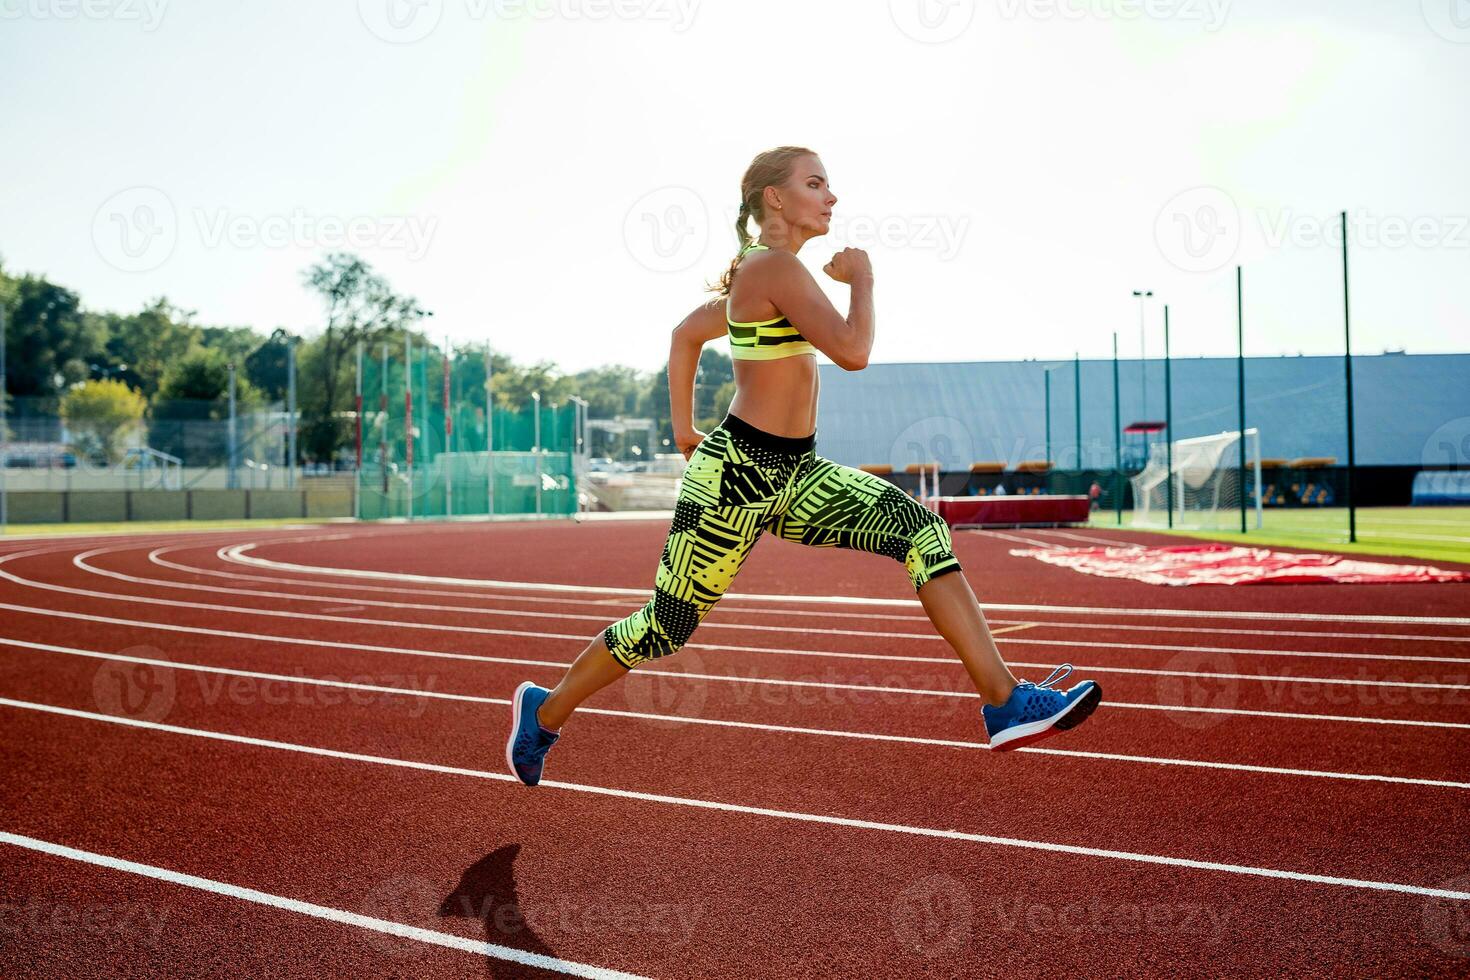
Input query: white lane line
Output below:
<box><xmin>0</xmin><ymin>831</ymin><xmax>647</xmax><ymax>979</ymax></box>
<box><xmin>219</xmin><ymin>542</ymin><xmax>1470</xmax><ymax>626</ymax></box>
<box><xmin>970</xmin><ymin>529</ymin><xmax>1060</xmax><ymax>548</ymax></box>
<box><xmin>9</xmin><ymin>554</ymin><xmax>1467</xmax><ymax>693</ymax></box>
<box><xmin>6</xmin><ymin>697</ymin><xmax>1469</xmax><ymax>903</ymax></box>
<box><xmin>1024</xmin><ymin>528</ymin><xmax>1141</xmax><ymax>547</ymax></box>
<box><xmin>6</xmin><ymin>634</ymin><xmax>1465</xmax><ymax>790</ymax></box>
<box><xmin>66</xmin><ymin>546</ymin><xmax>1470</xmax><ymax>670</ymax></box>
<box><xmin>975</xmin><ymin>529</ymin><xmax>1077</xmax><ymax>549</ymax></box>
<box><xmin>2</xmin><ymin>600</ymin><xmax>1465</xmax><ymax>731</ymax></box>
<box><xmin>149</xmin><ymin>544</ymin><xmax>1470</xmax><ymax>644</ymax></box>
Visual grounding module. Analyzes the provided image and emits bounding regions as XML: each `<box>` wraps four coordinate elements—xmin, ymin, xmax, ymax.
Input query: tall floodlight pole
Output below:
<box><xmin>227</xmin><ymin>361</ymin><xmax>238</xmax><ymax>492</ymax></box>
<box><xmin>405</xmin><ymin>336</ymin><xmax>414</xmax><ymax>521</ymax></box>
<box><xmin>379</xmin><ymin>343</ymin><xmax>388</xmax><ymax>497</ymax></box>
<box><xmin>1236</xmin><ymin>266</ymin><xmax>1248</xmax><ymax>534</ymax></box>
<box><xmin>1112</xmin><ymin>333</ymin><xmax>1122</xmax><ymax>526</ymax></box>
<box><xmin>1043</xmin><ymin>368</ymin><xmax>1053</xmax><ymax>467</ymax></box>
<box><xmin>1164</xmin><ymin>305</ymin><xmax>1174</xmax><ymax>529</ymax></box>
<box><xmin>484</xmin><ymin>343</ymin><xmax>495</xmax><ymax>518</ymax></box>
<box><xmin>1073</xmin><ymin>352</ymin><xmax>1082</xmax><ymax>473</ymax></box>
<box><xmin>1341</xmin><ymin>211</ymin><xmax>1358</xmax><ymax>544</ymax></box>
<box><xmin>443</xmin><ymin>336</ymin><xmax>453</xmax><ymax>519</ymax></box>
<box><xmin>566</xmin><ymin>394</ymin><xmax>587</xmax><ymax>514</ymax></box>
<box><xmin>354</xmin><ymin>341</ymin><xmax>363</xmax><ymax>520</ymax></box>
<box><xmin>287</xmin><ymin>339</ymin><xmax>297</xmax><ymax>490</ymax></box>
<box><xmin>354</xmin><ymin>340</ymin><xmax>364</xmax><ymax>473</ymax></box>
<box><xmin>1132</xmin><ymin>289</ymin><xmax>1153</xmax><ymax>420</ymax></box>
<box><xmin>532</xmin><ymin>390</ymin><xmax>542</xmax><ymax>517</ymax></box>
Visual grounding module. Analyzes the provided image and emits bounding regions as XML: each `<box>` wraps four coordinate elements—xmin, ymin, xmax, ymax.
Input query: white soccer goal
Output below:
<box><xmin>1130</xmin><ymin>428</ymin><xmax>1262</xmax><ymax>530</ymax></box>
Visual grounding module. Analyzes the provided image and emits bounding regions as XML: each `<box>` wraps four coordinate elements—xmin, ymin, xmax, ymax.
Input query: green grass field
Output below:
<box><xmin>1107</xmin><ymin>506</ymin><xmax>1470</xmax><ymax>567</ymax></box>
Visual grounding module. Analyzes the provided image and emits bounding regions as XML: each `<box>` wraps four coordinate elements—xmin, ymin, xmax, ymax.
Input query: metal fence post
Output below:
<box><xmin>287</xmin><ymin>340</ymin><xmax>297</xmax><ymax>490</ymax></box>
<box><xmin>532</xmin><ymin>390</ymin><xmax>542</xmax><ymax>517</ymax></box>
<box><xmin>227</xmin><ymin>361</ymin><xmax>238</xmax><ymax>492</ymax></box>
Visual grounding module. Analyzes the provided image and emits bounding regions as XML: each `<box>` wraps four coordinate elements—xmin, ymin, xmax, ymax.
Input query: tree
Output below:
<box><xmin>491</xmin><ymin>359</ymin><xmax>577</xmax><ymax>412</ymax></box>
<box><xmin>0</xmin><ymin>267</ymin><xmax>105</xmax><ymax>400</ymax></box>
<box><xmin>59</xmin><ymin>379</ymin><xmax>147</xmax><ymax>464</ymax></box>
<box><xmin>300</xmin><ymin>253</ymin><xmax>428</xmax><ymax>463</ymax></box>
<box><xmin>244</xmin><ymin>328</ymin><xmax>298</xmax><ymax>403</ymax></box>
<box><xmin>198</xmin><ymin>325</ymin><xmax>262</xmax><ymax>367</ymax></box>
<box><xmin>101</xmin><ymin>298</ymin><xmax>201</xmax><ymax>400</ymax></box>
<box><xmin>150</xmin><ymin>349</ymin><xmax>263</xmax><ymax>466</ymax></box>
<box><xmin>569</xmin><ymin>364</ymin><xmax>649</xmax><ymax>418</ymax></box>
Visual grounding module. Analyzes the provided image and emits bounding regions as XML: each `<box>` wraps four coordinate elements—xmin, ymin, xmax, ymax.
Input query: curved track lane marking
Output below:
<box><xmin>5</xmin><ymin>634</ymin><xmax>1465</xmax><ymax>788</ymax></box>
<box><xmin>1</xmin><ymin>599</ymin><xmax>1463</xmax><ymax>731</ymax></box>
<box><xmin>7</xmin><ymin>550</ymin><xmax>1460</xmax><ymax>691</ymax></box>
<box><xmin>147</xmin><ymin>543</ymin><xmax>1470</xmax><ymax>644</ymax></box>
<box><xmin>62</xmin><ymin>545</ymin><xmax>1469</xmax><ymax>668</ymax></box>
<box><xmin>0</xmin><ymin>832</ymin><xmax>648</xmax><ymax>979</ymax></box>
<box><xmin>220</xmin><ymin>541</ymin><xmax>1470</xmax><ymax>627</ymax></box>
<box><xmin>6</xmin><ymin>697</ymin><xmax>1470</xmax><ymax>903</ymax></box>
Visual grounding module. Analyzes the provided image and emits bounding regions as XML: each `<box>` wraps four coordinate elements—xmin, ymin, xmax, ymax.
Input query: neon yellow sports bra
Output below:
<box><xmin>726</xmin><ymin>242</ymin><xmax>817</xmax><ymax>361</ymax></box>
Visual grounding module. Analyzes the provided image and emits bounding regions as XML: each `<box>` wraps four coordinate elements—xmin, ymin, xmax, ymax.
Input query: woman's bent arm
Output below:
<box><xmin>669</xmin><ymin>299</ymin><xmax>729</xmax><ymax>450</ymax></box>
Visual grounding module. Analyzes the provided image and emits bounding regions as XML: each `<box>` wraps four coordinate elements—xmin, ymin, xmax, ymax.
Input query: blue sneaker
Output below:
<box><xmin>982</xmin><ymin>664</ymin><xmax>1102</xmax><ymax>751</ymax></box>
<box><xmin>506</xmin><ymin>682</ymin><xmax>560</xmax><ymax>786</ymax></box>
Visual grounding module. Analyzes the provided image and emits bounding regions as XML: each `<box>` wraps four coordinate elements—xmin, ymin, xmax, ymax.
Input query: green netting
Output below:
<box><xmin>355</xmin><ymin>345</ymin><xmax>576</xmax><ymax>519</ymax></box>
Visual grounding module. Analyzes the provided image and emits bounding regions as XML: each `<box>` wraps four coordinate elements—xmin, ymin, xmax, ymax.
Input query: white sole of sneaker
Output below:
<box><xmin>988</xmin><ymin>682</ymin><xmax>1103</xmax><ymax>751</ymax></box>
<box><xmin>506</xmin><ymin>680</ymin><xmax>535</xmax><ymax>782</ymax></box>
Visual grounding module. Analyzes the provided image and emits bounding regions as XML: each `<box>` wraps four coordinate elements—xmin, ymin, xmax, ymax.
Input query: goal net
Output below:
<box><xmin>1131</xmin><ymin>428</ymin><xmax>1262</xmax><ymax>530</ymax></box>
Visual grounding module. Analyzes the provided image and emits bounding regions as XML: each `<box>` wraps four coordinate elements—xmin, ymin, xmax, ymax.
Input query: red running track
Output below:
<box><xmin>1</xmin><ymin>518</ymin><xmax>1468</xmax><ymax>977</ymax></box>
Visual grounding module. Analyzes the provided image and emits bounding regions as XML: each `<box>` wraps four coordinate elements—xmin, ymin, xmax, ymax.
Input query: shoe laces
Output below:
<box><xmin>1018</xmin><ymin>663</ymin><xmax>1073</xmax><ymax>693</ymax></box>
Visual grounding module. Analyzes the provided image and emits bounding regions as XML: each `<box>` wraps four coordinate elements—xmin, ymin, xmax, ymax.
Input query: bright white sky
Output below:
<box><xmin>2</xmin><ymin>0</ymin><xmax>1466</xmax><ymax>373</ymax></box>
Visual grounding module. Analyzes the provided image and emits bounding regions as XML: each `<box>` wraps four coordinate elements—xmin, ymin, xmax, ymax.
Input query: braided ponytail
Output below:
<box><xmin>707</xmin><ymin>145</ymin><xmax>816</xmax><ymax>297</ymax></box>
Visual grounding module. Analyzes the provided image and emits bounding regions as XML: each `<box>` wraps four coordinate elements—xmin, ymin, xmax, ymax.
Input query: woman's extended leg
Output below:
<box><xmin>765</xmin><ymin>456</ymin><xmax>1021</xmax><ymax>702</ymax></box>
<box><xmin>766</xmin><ymin>455</ymin><xmax>1100</xmax><ymax>748</ymax></box>
<box><xmin>916</xmin><ymin>569</ymin><xmax>1019</xmax><ymax>707</ymax></box>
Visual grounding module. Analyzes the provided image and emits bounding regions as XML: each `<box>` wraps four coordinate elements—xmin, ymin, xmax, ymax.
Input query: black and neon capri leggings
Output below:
<box><xmin>603</xmin><ymin>412</ymin><xmax>962</xmax><ymax>669</ymax></box>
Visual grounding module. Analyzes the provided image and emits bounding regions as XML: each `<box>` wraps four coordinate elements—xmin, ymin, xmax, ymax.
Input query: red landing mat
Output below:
<box><xmin>930</xmin><ymin>494</ymin><xmax>1092</xmax><ymax>527</ymax></box>
<box><xmin>1006</xmin><ymin>542</ymin><xmax>1470</xmax><ymax>586</ymax></box>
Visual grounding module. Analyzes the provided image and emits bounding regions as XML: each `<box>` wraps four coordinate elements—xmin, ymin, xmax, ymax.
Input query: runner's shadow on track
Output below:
<box><xmin>439</xmin><ymin>843</ymin><xmax>559</xmax><ymax>977</ymax></box>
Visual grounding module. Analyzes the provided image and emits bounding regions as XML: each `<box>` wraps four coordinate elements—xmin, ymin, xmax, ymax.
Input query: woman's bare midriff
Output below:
<box><xmin>727</xmin><ymin>354</ymin><xmax>819</xmax><ymax>438</ymax></box>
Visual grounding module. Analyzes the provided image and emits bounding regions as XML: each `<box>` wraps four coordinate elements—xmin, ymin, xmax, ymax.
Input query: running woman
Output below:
<box><xmin>508</xmin><ymin>146</ymin><xmax>1101</xmax><ymax>785</ymax></box>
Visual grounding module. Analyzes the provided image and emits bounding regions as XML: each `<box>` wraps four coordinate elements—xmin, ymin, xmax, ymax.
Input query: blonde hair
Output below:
<box><xmin>706</xmin><ymin>145</ymin><xmax>817</xmax><ymax>296</ymax></box>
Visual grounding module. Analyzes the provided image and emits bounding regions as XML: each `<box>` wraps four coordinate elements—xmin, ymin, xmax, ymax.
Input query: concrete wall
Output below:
<box><xmin>2</xmin><ymin>488</ymin><xmax>355</xmax><ymax>524</ymax></box>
